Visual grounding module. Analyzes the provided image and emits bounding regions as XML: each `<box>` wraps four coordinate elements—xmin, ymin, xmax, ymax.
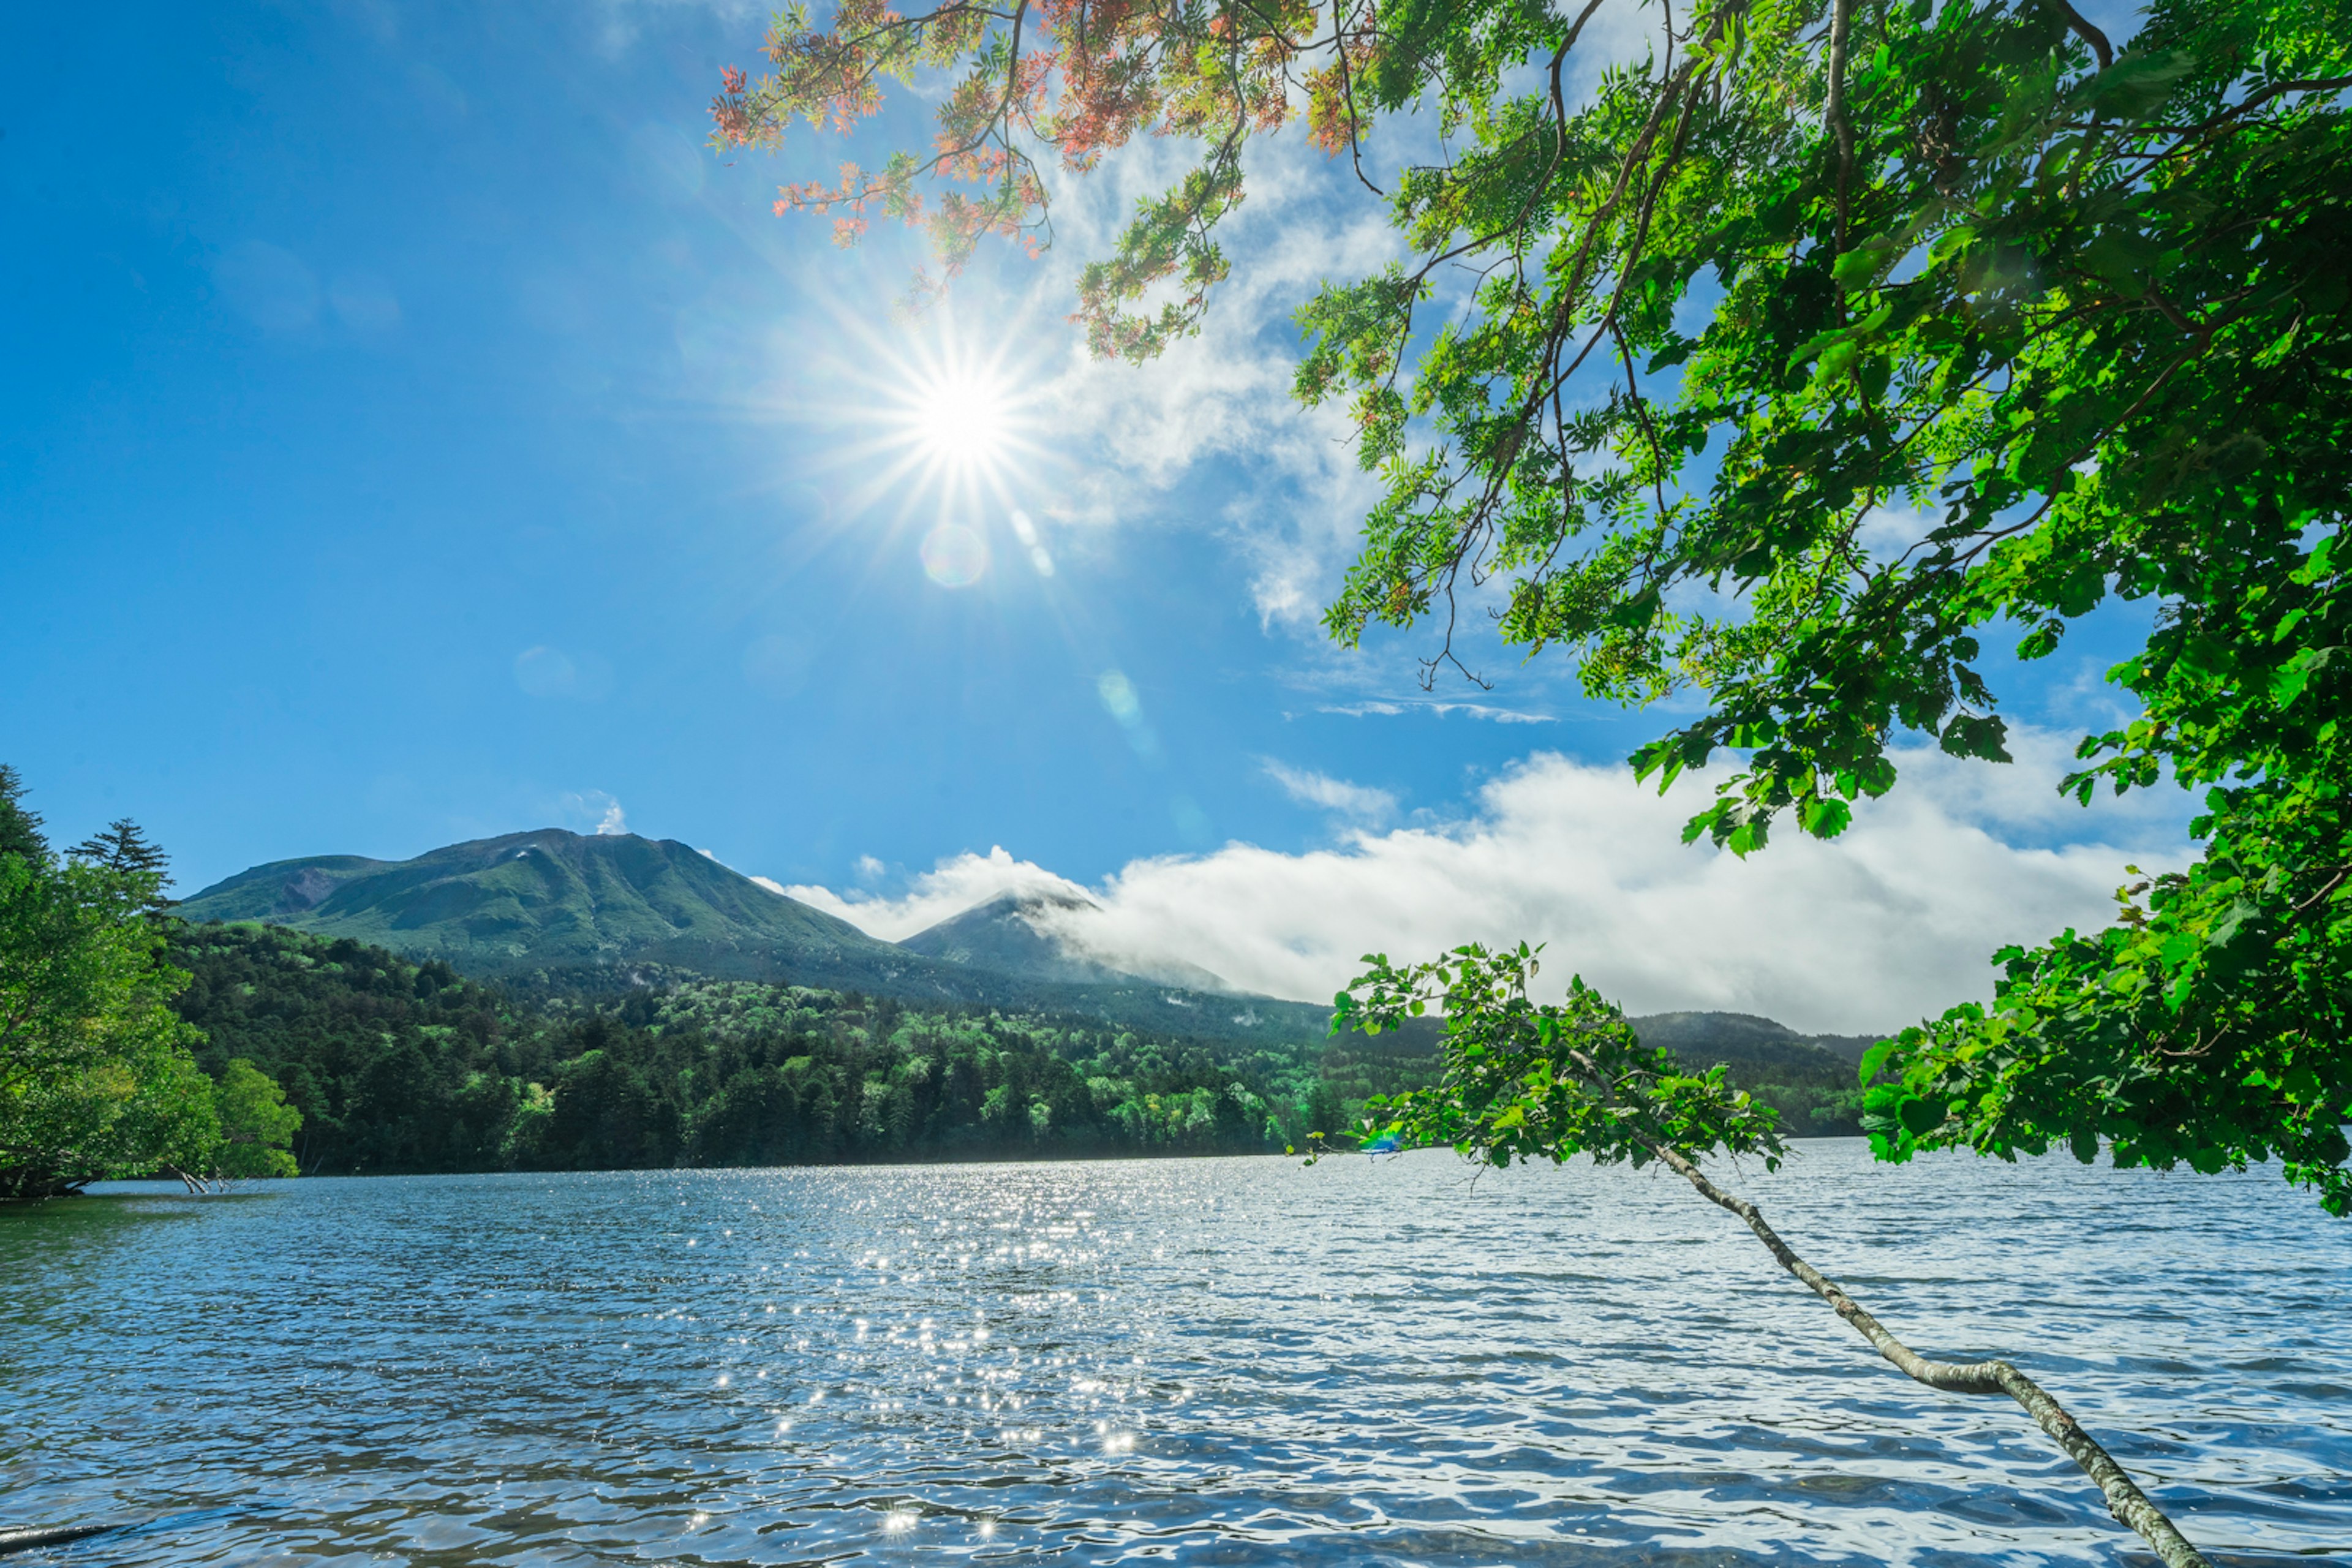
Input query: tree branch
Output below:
<box><xmin>1824</xmin><ymin>0</ymin><xmax>1857</xmax><ymax>251</ymax></box>
<box><xmin>2052</xmin><ymin>0</ymin><xmax>2114</xmax><ymax>72</ymax></box>
<box><xmin>1640</xmin><ymin>1139</ymin><xmax>2215</xmax><ymax>1568</ymax></box>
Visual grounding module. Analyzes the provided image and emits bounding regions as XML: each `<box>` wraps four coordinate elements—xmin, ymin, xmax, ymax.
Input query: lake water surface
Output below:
<box><xmin>4</xmin><ymin>1144</ymin><xmax>2348</xmax><ymax>1566</ymax></box>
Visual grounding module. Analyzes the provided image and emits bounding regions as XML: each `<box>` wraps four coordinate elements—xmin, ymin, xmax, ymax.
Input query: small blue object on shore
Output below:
<box><xmin>1363</xmin><ymin>1133</ymin><xmax>1401</xmax><ymax>1156</ymax></box>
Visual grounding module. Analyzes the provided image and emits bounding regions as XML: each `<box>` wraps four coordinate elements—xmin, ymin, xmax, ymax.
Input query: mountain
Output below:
<box><xmin>1625</xmin><ymin>1012</ymin><xmax>1887</xmax><ymax>1137</ymax></box>
<box><xmin>898</xmin><ymin>889</ymin><xmax>1132</xmax><ymax>984</ymax></box>
<box><xmin>179</xmin><ymin>829</ymin><xmax>926</xmax><ymax>986</ymax></box>
<box><xmin>898</xmin><ymin>889</ymin><xmax>1233</xmax><ymax>992</ymax></box>
<box><xmin>178</xmin><ymin>830</ymin><xmax>1332</xmax><ymax>1043</ymax></box>
<box><xmin>1632</xmin><ymin>1011</ymin><xmax>1881</xmax><ymax>1076</ymax></box>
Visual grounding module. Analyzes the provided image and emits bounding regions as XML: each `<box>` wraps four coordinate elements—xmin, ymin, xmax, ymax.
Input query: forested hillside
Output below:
<box><xmin>166</xmin><ymin>922</ymin><xmax>1869</xmax><ymax>1176</ymax></box>
<box><xmin>166</xmin><ymin>923</ymin><xmax>1439</xmax><ymax>1174</ymax></box>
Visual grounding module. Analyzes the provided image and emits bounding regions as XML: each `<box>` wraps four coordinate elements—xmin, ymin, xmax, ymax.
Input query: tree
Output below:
<box><xmin>0</xmin><ymin>771</ymin><xmax>270</xmax><ymax>1198</ymax></box>
<box><xmin>70</xmin><ymin>819</ymin><xmax>176</xmax><ymax>918</ymax></box>
<box><xmin>0</xmin><ymin>849</ymin><xmax>218</xmax><ymax>1199</ymax></box>
<box><xmin>1338</xmin><ymin>943</ymin><xmax>2211</xmax><ymax>1568</ymax></box>
<box><xmin>0</xmin><ymin>764</ymin><xmax>46</xmax><ymax>865</ymax></box>
<box><xmin>715</xmin><ymin>4</ymin><xmax>2342</xmax><ymax>1559</ymax></box>
<box><xmin>715</xmin><ymin>0</ymin><xmax>2351</xmax><ymax>1208</ymax></box>
<box><xmin>200</xmin><ymin>1058</ymin><xmax>302</xmax><ymax>1182</ymax></box>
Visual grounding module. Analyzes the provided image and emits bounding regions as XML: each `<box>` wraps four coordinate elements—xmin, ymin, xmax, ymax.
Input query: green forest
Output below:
<box><xmin>167</xmin><ymin>921</ymin><xmax>1448</xmax><ymax>1174</ymax></box>
<box><xmin>167</xmin><ymin>922</ymin><xmax>1871</xmax><ymax>1177</ymax></box>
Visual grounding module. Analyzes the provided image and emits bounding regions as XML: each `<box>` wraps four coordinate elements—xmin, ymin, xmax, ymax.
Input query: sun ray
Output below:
<box><xmin>703</xmin><ymin>281</ymin><xmax>1076</xmax><ymax>614</ymax></box>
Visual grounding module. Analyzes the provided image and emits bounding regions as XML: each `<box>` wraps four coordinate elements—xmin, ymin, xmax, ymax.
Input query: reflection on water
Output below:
<box><xmin>2</xmin><ymin>1144</ymin><xmax>2346</xmax><ymax>1565</ymax></box>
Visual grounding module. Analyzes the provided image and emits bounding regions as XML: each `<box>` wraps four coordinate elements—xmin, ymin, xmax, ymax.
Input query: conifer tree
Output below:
<box><xmin>71</xmin><ymin>818</ymin><xmax>168</xmax><ymax>879</ymax></box>
<box><xmin>70</xmin><ymin>818</ymin><xmax>175</xmax><ymax>916</ymax></box>
<box><xmin>0</xmin><ymin>765</ymin><xmax>46</xmax><ymax>865</ymax></box>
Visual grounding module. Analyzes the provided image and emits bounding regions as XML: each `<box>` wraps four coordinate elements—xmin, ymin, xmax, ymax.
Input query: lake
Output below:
<box><xmin>4</xmin><ymin>1143</ymin><xmax>2347</xmax><ymax>1565</ymax></box>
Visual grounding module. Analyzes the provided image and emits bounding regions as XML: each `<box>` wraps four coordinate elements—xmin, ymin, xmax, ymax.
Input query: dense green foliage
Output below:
<box><xmin>166</xmin><ymin>922</ymin><xmax>1442</xmax><ymax>1173</ymax></box>
<box><xmin>1338</xmin><ymin>943</ymin><xmax>1787</xmax><ymax>1172</ymax></box>
<box><xmin>726</xmin><ymin>0</ymin><xmax>2352</xmax><ymax>1210</ymax></box>
<box><xmin>207</xmin><ymin>1058</ymin><xmax>304</xmax><ymax>1180</ymax></box>
<box><xmin>0</xmin><ymin>772</ymin><xmax>293</xmax><ymax>1197</ymax></box>
<box><xmin>0</xmin><ymin>855</ymin><xmax>214</xmax><ymax>1197</ymax></box>
<box><xmin>0</xmin><ymin>766</ymin><xmax>47</xmax><ymax>864</ymax></box>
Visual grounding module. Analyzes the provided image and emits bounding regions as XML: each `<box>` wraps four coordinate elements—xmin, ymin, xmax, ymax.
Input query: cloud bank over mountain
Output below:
<box><xmin>790</xmin><ymin>731</ymin><xmax>2193</xmax><ymax>1036</ymax></box>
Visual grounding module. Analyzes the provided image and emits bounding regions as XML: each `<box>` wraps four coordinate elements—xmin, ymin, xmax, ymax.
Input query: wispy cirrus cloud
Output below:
<box><xmin>1262</xmin><ymin>761</ymin><xmax>1397</xmax><ymax>824</ymax></box>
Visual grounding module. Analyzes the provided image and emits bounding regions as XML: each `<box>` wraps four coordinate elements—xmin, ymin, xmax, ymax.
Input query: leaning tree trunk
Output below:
<box><xmin>1643</xmin><ymin>1140</ymin><xmax>2214</xmax><ymax>1568</ymax></box>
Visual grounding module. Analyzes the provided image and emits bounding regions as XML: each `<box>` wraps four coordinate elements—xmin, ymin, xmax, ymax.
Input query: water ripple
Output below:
<box><xmin>2</xmin><ymin>1144</ymin><xmax>2346</xmax><ymax>1564</ymax></box>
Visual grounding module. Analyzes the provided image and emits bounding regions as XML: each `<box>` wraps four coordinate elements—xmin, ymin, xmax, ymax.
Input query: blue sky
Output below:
<box><xmin>2</xmin><ymin>0</ymin><xmax>2187</xmax><ymax>1028</ymax></box>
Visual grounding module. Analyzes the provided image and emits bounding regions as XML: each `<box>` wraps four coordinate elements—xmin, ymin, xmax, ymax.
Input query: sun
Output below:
<box><xmin>908</xmin><ymin>368</ymin><xmax>1012</xmax><ymax>470</ymax></box>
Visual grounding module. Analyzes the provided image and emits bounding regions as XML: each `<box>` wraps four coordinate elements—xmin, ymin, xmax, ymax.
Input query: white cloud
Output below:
<box><xmin>560</xmin><ymin>790</ymin><xmax>630</xmax><ymax>837</ymax></box>
<box><xmin>1023</xmin><ymin>140</ymin><xmax>1400</xmax><ymax>628</ymax></box>
<box><xmin>982</xmin><ymin>1</ymin><xmax>1664</xmax><ymax>633</ymax></box>
<box><xmin>786</xmin><ymin>845</ymin><xmax>1090</xmax><ymax>941</ymax></box>
<box><xmin>748</xmin><ymin>875</ymin><xmax>788</xmax><ymax>895</ymax></box>
<box><xmin>1856</xmin><ymin>503</ymin><xmax>1936</xmax><ymax>560</ymax></box>
<box><xmin>1264</xmin><ymin>761</ymin><xmax>1396</xmax><ymax>823</ymax></box>
<box><xmin>798</xmin><ymin>731</ymin><xmax>2192</xmax><ymax>1035</ymax></box>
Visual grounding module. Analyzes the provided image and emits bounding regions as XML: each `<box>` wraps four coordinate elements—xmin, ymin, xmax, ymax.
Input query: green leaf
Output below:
<box><xmin>1801</xmin><ymin>797</ymin><xmax>1853</xmax><ymax>838</ymax></box>
<box><xmin>1858</xmin><ymin>1038</ymin><xmax>1899</xmax><ymax>1084</ymax></box>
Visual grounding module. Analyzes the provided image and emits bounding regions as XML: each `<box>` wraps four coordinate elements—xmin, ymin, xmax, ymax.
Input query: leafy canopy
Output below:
<box><xmin>209</xmin><ymin>1058</ymin><xmax>303</xmax><ymax>1181</ymax></box>
<box><xmin>0</xmin><ymin>852</ymin><xmax>215</xmax><ymax>1197</ymax></box>
<box><xmin>1</xmin><ymin>771</ymin><xmax>300</xmax><ymax>1197</ymax></box>
<box><xmin>718</xmin><ymin>0</ymin><xmax>2351</xmax><ymax>1208</ymax></box>
<box><xmin>1333</xmin><ymin>941</ymin><xmax>1787</xmax><ymax>1172</ymax></box>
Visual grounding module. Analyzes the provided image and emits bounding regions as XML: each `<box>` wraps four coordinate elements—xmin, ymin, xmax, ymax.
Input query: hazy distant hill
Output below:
<box><xmin>1629</xmin><ymin>1010</ymin><xmax>1883</xmax><ymax>1132</ymax></box>
<box><xmin>898</xmin><ymin>889</ymin><xmax>1135</xmax><ymax>984</ymax></box>
<box><xmin>1632</xmin><ymin>1010</ymin><xmax>1887</xmax><ymax>1070</ymax></box>
<box><xmin>898</xmin><ymin>889</ymin><xmax>1233</xmax><ymax>993</ymax></box>
<box><xmin>179</xmin><ymin>831</ymin><xmax>1333</xmax><ymax>1045</ymax></box>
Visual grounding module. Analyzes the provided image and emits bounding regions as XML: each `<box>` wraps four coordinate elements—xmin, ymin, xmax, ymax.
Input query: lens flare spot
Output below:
<box><xmin>1097</xmin><ymin>669</ymin><xmax>1140</xmax><ymax>722</ymax></box>
<box><xmin>1009</xmin><ymin>508</ymin><xmax>1055</xmax><ymax>576</ymax></box>
<box><xmin>921</xmin><ymin>524</ymin><xmax>989</xmax><ymax>588</ymax></box>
